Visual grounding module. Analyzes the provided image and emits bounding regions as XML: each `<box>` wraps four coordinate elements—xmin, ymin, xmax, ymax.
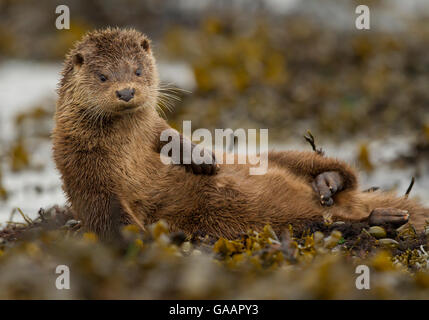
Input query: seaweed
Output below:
<box><xmin>0</xmin><ymin>206</ymin><xmax>427</xmax><ymax>299</ymax></box>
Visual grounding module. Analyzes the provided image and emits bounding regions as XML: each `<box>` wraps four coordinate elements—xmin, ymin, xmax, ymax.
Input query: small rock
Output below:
<box><xmin>313</xmin><ymin>231</ymin><xmax>324</xmax><ymax>245</ymax></box>
<box><xmin>191</xmin><ymin>249</ymin><xmax>202</xmax><ymax>256</ymax></box>
<box><xmin>368</xmin><ymin>226</ymin><xmax>386</xmax><ymax>239</ymax></box>
<box><xmin>157</xmin><ymin>233</ymin><xmax>171</xmax><ymax>246</ymax></box>
<box><xmin>332</xmin><ymin>221</ymin><xmax>345</xmax><ymax>227</ymax></box>
<box><xmin>378</xmin><ymin>238</ymin><xmax>399</xmax><ymax>248</ymax></box>
<box><xmin>324</xmin><ymin>230</ymin><xmax>342</xmax><ymax>249</ymax></box>
<box><xmin>181</xmin><ymin>241</ymin><xmax>192</xmax><ymax>254</ymax></box>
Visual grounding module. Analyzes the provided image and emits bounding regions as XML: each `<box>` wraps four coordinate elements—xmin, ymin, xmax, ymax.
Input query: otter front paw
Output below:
<box><xmin>184</xmin><ymin>144</ymin><xmax>218</xmax><ymax>175</ymax></box>
<box><xmin>368</xmin><ymin>208</ymin><xmax>409</xmax><ymax>227</ymax></box>
<box><xmin>312</xmin><ymin>171</ymin><xmax>344</xmax><ymax>206</ymax></box>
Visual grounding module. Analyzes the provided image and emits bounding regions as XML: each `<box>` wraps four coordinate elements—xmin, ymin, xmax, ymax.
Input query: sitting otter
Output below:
<box><xmin>52</xmin><ymin>28</ymin><xmax>429</xmax><ymax>240</ymax></box>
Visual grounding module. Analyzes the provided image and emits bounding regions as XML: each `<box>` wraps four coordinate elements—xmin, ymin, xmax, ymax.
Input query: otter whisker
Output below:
<box><xmin>159</xmin><ymin>92</ymin><xmax>182</xmax><ymax>102</ymax></box>
<box><xmin>157</xmin><ymin>98</ymin><xmax>174</xmax><ymax>113</ymax></box>
<box><xmin>159</xmin><ymin>82</ymin><xmax>191</xmax><ymax>93</ymax></box>
<box><xmin>155</xmin><ymin>101</ymin><xmax>169</xmax><ymax>119</ymax></box>
<box><xmin>157</xmin><ymin>86</ymin><xmax>188</xmax><ymax>94</ymax></box>
<box><xmin>157</xmin><ymin>94</ymin><xmax>176</xmax><ymax>113</ymax></box>
<box><xmin>157</xmin><ymin>94</ymin><xmax>180</xmax><ymax>108</ymax></box>
<box><xmin>157</xmin><ymin>86</ymin><xmax>186</xmax><ymax>94</ymax></box>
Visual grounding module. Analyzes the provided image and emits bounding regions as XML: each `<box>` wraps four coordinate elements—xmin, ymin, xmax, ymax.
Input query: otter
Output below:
<box><xmin>53</xmin><ymin>27</ymin><xmax>429</xmax><ymax>240</ymax></box>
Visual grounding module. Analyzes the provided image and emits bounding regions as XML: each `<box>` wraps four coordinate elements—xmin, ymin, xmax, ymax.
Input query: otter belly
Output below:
<box><xmin>137</xmin><ymin>162</ymin><xmax>325</xmax><ymax>238</ymax></box>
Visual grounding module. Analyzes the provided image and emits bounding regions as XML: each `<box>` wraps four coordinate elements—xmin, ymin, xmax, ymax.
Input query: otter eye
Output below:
<box><xmin>135</xmin><ymin>68</ymin><xmax>142</xmax><ymax>77</ymax></box>
<box><xmin>99</xmin><ymin>74</ymin><xmax>107</xmax><ymax>82</ymax></box>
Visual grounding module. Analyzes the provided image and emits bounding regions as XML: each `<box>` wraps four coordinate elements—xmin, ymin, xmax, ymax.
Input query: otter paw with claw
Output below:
<box><xmin>312</xmin><ymin>171</ymin><xmax>344</xmax><ymax>206</ymax></box>
<box><xmin>184</xmin><ymin>144</ymin><xmax>218</xmax><ymax>175</ymax></box>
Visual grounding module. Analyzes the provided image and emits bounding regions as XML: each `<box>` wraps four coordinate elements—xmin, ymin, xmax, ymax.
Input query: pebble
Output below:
<box><xmin>378</xmin><ymin>238</ymin><xmax>399</xmax><ymax>248</ymax></box>
<box><xmin>191</xmin><ymin>249</ymin><xmax>202</xmax><ymax>256</ymax></box>
<box><xmin>313</xmin><ymin>231</ymin><xmax>324</xmax><ymax>245</ymax></box>
<box><xmin>324</xmin><ymin>230</ymin><xmax>342</xmax><ymax>249</ymax></box>
<box><xmin>181</xmin><ymin>241</ymin><xmax>192</xmax><ymax>254</ymax></box>
<box><xmin>368</xmin><ymin>226</ymin><xmax>386</xmax><ymax>239</ymax></box>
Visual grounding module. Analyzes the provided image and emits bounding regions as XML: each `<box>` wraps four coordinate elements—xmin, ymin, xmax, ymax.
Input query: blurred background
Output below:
<box><xmin>0</xmin><ymin>0</ymin><xmax>429</xmax><ymax>223</ymax></box>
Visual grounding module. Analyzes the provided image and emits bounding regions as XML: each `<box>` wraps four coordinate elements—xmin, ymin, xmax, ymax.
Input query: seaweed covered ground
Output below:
<box><xmin>0</xmin><ymin>206</ymin><xmax>428</xmax><ymax>299</ymax></box>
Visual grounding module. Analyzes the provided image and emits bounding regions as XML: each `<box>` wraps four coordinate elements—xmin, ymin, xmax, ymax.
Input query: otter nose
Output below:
<box><xmin>116</xmin><ymin>88</ymin><xmax>135</xmax><ymax>102</ymax></box>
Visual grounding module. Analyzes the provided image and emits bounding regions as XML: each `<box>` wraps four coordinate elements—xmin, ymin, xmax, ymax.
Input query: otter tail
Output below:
<box><xmin>357</xmin><ymin>190</ymin><xmax>429</xmax><ymax>231</ymax></box>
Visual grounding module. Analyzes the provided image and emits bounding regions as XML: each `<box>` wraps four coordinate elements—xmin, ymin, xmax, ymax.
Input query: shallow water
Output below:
<box><xmin>0</xmin><ymin>61</ymin><xmax>427</xmax><ymax>225</ymax></box>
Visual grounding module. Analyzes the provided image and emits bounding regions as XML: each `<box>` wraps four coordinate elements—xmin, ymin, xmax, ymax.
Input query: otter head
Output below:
<box><xmin>59</xmin><ymin>28</ymin><xmax>159</xmax><ymax>115</ymax></box>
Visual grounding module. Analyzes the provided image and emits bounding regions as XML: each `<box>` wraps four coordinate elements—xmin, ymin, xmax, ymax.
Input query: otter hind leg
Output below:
<box><xmin>349</xmin><ymin>191</ymin><xmax>429</xmax><ymax>231</ymax></box>
<box><xmin>368</xmin><ymin>207</ymin><xmax>410</xmax><ymax>228</ymax></box>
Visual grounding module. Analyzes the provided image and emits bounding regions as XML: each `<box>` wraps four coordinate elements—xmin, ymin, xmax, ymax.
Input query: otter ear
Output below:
<box><xmin>141</xmin><ymin>39</ymin><xmax>150</xmax><ymax>52</ymax></box>
<box><xmin>72</xmin><ymin>53</ymin><xmax>84</xmax><ymax>67</ymax></box>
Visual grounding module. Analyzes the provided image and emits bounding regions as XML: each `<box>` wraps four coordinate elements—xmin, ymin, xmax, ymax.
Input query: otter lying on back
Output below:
<box><xmin>53</xmin><ymin>28</ymin><xmax>428</xmax><ymax>240</ymax></box>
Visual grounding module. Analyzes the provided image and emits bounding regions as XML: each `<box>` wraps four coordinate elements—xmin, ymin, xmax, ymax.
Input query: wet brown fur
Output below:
<box><xmin>52</xmin><ymin>28</ymin><xmax>429</xmax><ymax>240</ymax></box>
